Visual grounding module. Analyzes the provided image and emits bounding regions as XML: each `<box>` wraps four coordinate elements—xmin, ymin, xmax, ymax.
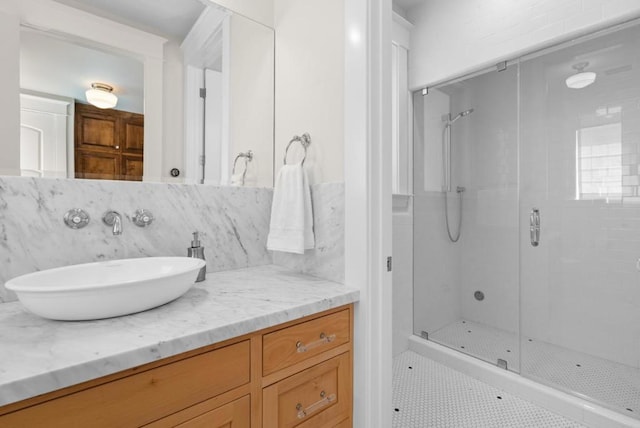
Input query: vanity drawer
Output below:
<box><xmin>263</xmin><ymin>308</ymin><xmax>350</xmax><ymax>376</ymax></box>
<box><xmin>263</xmin><ymin>352</ymin><xmax>351</xmax><ymax>428</ymax></box>
<box><xmin>0</xmin><ymin>340</ymin><xmax>250</xmax><ymax>428</ymax></box>
<box><xmin>174</xmin><ymin>395</ymin><xmax>250</xmax><ymax>428</ymax></box>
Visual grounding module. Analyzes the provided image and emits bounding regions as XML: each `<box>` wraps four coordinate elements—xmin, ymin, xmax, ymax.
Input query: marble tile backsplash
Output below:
<box><xmin>272</xmin><ymin>182</ymin><xmax>345</xmax><ymax>284</ymax></box>
<box><xmin>0</xmin><ymin>177</ymin><xmax>344</xmax><ymax>303</ymax></box>
<box><xmin>0</xmin><ymin>177</ymin><xmax>272</xmax><ymax>303</ymax></box>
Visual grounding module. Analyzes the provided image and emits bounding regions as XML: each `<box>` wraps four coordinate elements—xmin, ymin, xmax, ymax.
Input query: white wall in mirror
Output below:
<box><xmin>19</xmin><ymin>92</ymin><xmax>74</xmax><ymax>179</ymax></box>
<box><xmin>20</xmin><ymin>29</ymin><xmax>145</xmax><ymax>115</ymax></box>
<box><xmin>212</xmin><ymin>0</ymin><xmax>274</xmax><ymax>28</ymax></box>
<box><xmin>182</xmin><ymin>7</ymin><xmax>274</xmax><ymax>187</ymax></box>
<box><xmin>0</xmin><ymin>0</ymin><xmax>276</xmax><ymax>187</ymax></box>
<box><xmin>0</xmin><ymin>0</ymin><xmax>165</xmax><ymax>180</ymax></box>
<box><xmin>0</xmin><ymin>11</ymin><xmax>20</xmax><ymax>176</ymax></box>
<box><xmin>1</xmin><ymin>0</ymin><xmax>350</xmax><ymax>187</ymax></box>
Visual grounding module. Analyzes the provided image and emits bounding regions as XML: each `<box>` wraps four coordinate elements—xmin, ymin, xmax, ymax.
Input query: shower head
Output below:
<box><xmin>449</xmin><ymin>108</ymin><xmax>474</xmax><ymax>124</ymax></box>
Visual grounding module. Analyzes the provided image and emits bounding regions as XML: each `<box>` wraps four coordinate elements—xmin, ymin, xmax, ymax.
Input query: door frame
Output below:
<box><xmin>345</xmin><ymin>0</ymin><xmax>393</xmax><ymax>426</ymax></box>
<box><xmin>20</xmin><ymin>90</ymin><xmax>74</xmax><ymax>178</ymax></box>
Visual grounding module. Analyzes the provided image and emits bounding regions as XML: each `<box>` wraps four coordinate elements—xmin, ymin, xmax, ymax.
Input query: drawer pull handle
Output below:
<box><xmin>296</xmin><ymin>333</ymin><xmax>336</xmax><ymax>353</ymax></box>
<box><xmin>296</xmin><ymin>391</ymin><xmax>337</xmax><ymax>419</ymax></box>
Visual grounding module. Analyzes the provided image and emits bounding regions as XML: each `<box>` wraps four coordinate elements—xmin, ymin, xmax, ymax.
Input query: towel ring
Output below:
<box><xmin>232</xmin><ymin>150</ymin><xmax>253</xmax><ymax>185</ymax></box>
<box><xmin>284</xmin><ymin>133</ymin><xmax>311</xmax><ymax>166</ymax></box>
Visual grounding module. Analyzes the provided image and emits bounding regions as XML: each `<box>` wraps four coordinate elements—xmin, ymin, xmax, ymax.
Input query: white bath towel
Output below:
<box><xmin>266</xmin><ymin>163</ymin><xmax>314</xmax><ymax>254</ymax></box>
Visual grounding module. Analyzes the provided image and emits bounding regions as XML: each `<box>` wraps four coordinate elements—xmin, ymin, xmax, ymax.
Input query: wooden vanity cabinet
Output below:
<box><xmin>0</xmin><ymin>304</ymin><xmax>353</xmax><ymax>428</ymax></box>
<box><xmin>262</xmin><ymin>309</ymin><xmax>353</xmax><ymax>427</ymax></box>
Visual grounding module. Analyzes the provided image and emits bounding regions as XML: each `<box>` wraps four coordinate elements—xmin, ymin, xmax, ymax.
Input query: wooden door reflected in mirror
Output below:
<box><xmin>74</xmin><ymin>103</ymin><xmax>144</xmax><ymax>181</ymax></box>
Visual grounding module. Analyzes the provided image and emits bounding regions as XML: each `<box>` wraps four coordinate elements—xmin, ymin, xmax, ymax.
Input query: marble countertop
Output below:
<box><xmin>0</xmin><ymin>265</ymin><xmax>359</xmax><ymax>407</ymax></box>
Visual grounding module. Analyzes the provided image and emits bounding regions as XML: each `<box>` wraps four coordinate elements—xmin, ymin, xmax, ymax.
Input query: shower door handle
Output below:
<box><xmin>530</xmin><ymin>208</ymin><xmax>540</xmax><ymax>247</ymax></box>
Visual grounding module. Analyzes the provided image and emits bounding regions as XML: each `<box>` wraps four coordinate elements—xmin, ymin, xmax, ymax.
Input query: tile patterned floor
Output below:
<box><xmin>430</xmin><ymin>319</ymin><xmax>640</xmax><ymax>420</ymax></box>
<box><xmin>393</xmin><ymin>351</ymin><xmax>586</xmax><ymax>428</ymax></box>
<box><xmin>430</xmin><ymin>319</ymin><xmax>520</xmax><ymax>371</ymax></box>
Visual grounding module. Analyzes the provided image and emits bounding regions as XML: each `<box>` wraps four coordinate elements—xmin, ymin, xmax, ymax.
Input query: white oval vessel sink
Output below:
<box><xmin>5</xmin><ymin>257</ymin><xmax>206</xmax><ymax>321</ymax></box>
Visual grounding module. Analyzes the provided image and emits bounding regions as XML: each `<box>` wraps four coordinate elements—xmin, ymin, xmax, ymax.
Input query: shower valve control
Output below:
<box><xmin>530</xmin><ymin>208</ymin><xmax>540</xmax><ymax>247</ymax></box>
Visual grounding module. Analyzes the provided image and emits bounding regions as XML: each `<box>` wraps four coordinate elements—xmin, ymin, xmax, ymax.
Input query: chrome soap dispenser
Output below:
<box><xmin>188</xmin><ymin>231</ymin><xmax>206</xmax><ymax>282</ymax></box>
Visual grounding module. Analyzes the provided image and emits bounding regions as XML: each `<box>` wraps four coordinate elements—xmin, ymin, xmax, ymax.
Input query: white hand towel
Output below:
<box><xmin>230</xmin><ymin>173</ymin><xmax>244</xmax><ymax>186</ymax></box>
<box><xmin>266</xmin><ymin>164</ymin><xmax>315</xmax><ymax>254</ymax></box>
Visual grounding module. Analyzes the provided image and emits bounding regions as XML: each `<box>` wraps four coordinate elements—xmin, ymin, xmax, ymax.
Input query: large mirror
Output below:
<box><xmin>4</xmin><ymin>0</ymin><xmax>274</xmax><ymax>187</ymax></box>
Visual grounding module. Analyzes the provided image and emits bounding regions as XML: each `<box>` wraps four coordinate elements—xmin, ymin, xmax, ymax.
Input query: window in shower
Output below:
<box><xmin>575</xmin><ymin>122</ymin><xmax>622</xmax><ymax>201</ymax></box>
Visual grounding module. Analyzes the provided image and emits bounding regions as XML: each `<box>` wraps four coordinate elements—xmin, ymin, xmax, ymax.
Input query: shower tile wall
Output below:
<box><xmin>416</xmin><ymin>21</ymin><xmax>640</xmax><ymax>377</ymax></box>
<box><xmin>413</xmin><ymin>91</ymin><xmax>461</xmax><ymax>334</ymax></box>
<box><xmin>519</xmin><ymin>24</ymin><xmax>640</xmax><ymax>369</ymax></box>
<box><xmin>456</xmin><ymin>68</ymin><xmax>519</xmax><ymax>334</ymax></box>
<box><xmin>414</xmin><ymin>69</ymin><xmax>519</xmax><ymax>346</ymax></box>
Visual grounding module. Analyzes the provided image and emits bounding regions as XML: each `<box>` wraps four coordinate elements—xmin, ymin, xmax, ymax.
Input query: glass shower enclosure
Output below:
<box><xmin>413</xmin><ymin>20</ymin><xmax>640</xmax><ymax>419</ymax></box>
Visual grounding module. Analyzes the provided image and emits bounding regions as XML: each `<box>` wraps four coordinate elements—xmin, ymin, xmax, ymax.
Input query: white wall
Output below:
<box><xmin>210</xmin><ymin>0</ymin><xmax>274</xmax><ymax>28</ymax></box>
<box><xmin>407</xmin><ymin>0</ymin><xmax>640</xmax><ymax>88</ymax></box>
<box><xmin>162</xmin><ymin>41</ymin><xmax>185</xmax><ymax>182</ymax></box>
<box><xmin>0</xmin><ymin>10</ymin><xmax>21</xmax><ymax>176</ymax></box>
<box><xmin>423</xmin><ymin>89</ymin><xmax>448</xmax><ymax>192</ymax></box>
<box><xmin>273</xmin><ymin>0</ymin><xmax>344</xmax><ymax>184</ymax></box>
<box><xmin>228</xmin><ymin>14</ymin><xmax>274</xmax><ymax>187</ymax></box>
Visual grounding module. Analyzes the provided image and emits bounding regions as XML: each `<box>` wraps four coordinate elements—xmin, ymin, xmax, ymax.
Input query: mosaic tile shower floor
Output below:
<box><xmin>430</xmin><ymin>319</ymin><xmax>640</xmax><ymax>419</ymax></box>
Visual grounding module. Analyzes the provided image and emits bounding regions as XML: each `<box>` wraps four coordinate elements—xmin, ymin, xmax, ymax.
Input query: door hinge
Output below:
<box><xmin>199</xmin><ymin>88</ymin><xmax>206</xmax><ymax>99</ymax></box>
<box><xmin>199</xmin><ymin>155</ymin><xmax>205</xmax><ymax>166</ymax></box>
<box><xmin>386</xmin><ymin>256</ymin><xmax>392</xmax><ymax>272</ymax></box>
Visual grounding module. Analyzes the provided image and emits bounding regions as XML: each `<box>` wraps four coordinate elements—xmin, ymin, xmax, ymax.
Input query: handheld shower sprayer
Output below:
<box><xmin>446</xmin><ymin>108</ymin><xmax>475</xmax><ymax>125</ymax></box>
<box><xmin>442</xmin><ymin>107</ymin><xmax>474</xmax><ymax>242</ymax></box>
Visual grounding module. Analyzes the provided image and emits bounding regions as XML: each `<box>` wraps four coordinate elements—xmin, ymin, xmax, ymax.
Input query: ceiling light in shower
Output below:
<box><xmin>566</xmin><ymin>62</ymin><xmax>596</xmax><ymax>89</ymax></box>
<box><xmin>85</xmin><ymin>83</ymin><xmax>118</xmax><ymax>109</ymax></box>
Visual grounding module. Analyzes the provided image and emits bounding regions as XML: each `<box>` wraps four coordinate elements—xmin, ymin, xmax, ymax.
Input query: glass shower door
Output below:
<box><xmin>414</xmin><ymin>66</ymin><xmax>521</xmax><ymax>371</ymax></box>
<box><xmin>519</xmin><ymin>22</ymin><xmax>640</xmax><ymax>418</ymax></box>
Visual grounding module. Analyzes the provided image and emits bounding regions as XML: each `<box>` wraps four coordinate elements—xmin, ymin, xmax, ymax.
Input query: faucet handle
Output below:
<box><xmin>103</xmin><ymin>211</ymin><xmax>122</xmax><ymax>235</ymax></box>
<box><xmin>133</xmin><ymin>209</ymin><xmax>154</xmax><ymax>227</ymax></box>
<box><xmin>64</xmin><ymin>208</ymin><xmax>90</xmax><ymax>229</ymax></box>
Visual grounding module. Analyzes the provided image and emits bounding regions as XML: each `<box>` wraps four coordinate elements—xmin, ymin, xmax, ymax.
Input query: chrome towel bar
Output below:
<box><xmin>284</xmin><ymin>133</ymin><xmax>311</xmax><ymax>165</ymax></box>
<box><xmin>232</xmin><ymin>150</ymin><xmax>253</xmax><ymax>185</ymax></box>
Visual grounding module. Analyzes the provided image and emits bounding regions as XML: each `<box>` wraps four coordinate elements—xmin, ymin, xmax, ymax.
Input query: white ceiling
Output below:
<box><xmin>393</xmin><ymin>0</ymin><xmax>424</xmax><ymax>15</ymax></box>
<box><xmin>21</xmin><ymin>29</ymin><xmax>145</xmax><ymax>113</ymax></box>
<box><xmin>52</xmin><ymin>0</ymin><xmax>206</xmax><ymax>42</ymax></box>
<box><xmin>21</xmin><ymin>0</ymin><xmax>212</xmax><ymax>113</ymax></box>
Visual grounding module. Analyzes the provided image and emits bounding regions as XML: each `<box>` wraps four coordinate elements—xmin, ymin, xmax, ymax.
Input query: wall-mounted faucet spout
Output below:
<box><xmin>103</xmin><ymin>211</ymin><xmax>122</xmax><ymax>235</ymax></box>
